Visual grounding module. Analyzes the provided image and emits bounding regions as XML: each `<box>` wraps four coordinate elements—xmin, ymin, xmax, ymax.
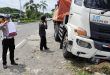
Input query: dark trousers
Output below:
<box><xmin>40</xmin><ymin>36</ymin><xmax>47</xmax><ymax>50</ymax></box>
<box><xmin>2</xmin><ymin>38</ymin><xmax>15</xmax><ymax>65</ymax></box>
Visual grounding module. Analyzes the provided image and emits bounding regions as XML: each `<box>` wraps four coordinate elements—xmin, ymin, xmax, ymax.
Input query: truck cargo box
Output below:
<box><xmin>53</xmin><ymin>0</ymin><xmax>71</xmax><ymax>22</ymax></box>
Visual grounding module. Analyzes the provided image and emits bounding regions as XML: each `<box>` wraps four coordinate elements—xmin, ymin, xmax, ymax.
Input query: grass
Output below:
<box><xmin>65</xmin><ymin>56</ymin><xmax>110</xmax><ymax>75</ymax></box>
<box><xmin>77</xmin><ymin>70</ymin><xmax>91</xmax><ymax>75</ymax></box>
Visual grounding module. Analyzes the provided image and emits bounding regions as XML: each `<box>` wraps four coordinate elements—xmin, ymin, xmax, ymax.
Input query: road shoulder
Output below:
<box><xmin>0</xmin><ymin>34</ymin><xmax>72</xmax><ymax>75</ymax></box>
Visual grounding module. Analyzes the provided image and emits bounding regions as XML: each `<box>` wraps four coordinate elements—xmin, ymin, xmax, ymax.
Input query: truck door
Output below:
<box><xmin>68</xmin><ymin>0</ymin><xmax>98</xmax><ymax>58</ymax></box>
<box><xmin>69</xmin><ymin>0</ymin><xmax>83</xmax><ymax>21</ymax></box>
<box><xmin>69</xmin><ymin>0</ymin><xmax>91</xmax><ymax>36</ymax></box>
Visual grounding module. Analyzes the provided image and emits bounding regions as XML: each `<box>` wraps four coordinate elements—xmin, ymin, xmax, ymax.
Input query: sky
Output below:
<box><xmin>0</xmin><ymin>0</ymin><xmax>57</xmax><ymax>13</ymax></box>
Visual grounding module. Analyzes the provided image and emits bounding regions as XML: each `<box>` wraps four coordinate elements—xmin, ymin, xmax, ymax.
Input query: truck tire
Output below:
<box><xmin>54</xmin><ymin>32</ymin><xmax>60</xmax><ymax>41</ymax></box>
<box><xmin>89</xmin><ymin>57</ymin><xmax>101</xmax><ymax>64</ymax></box>
<box><xmin>54</xmin><ymin>24</ymin><xmax>60</xmax><ymax>42</ymax></box>
<box><xmin>62</xmin><ymin>31</ymin><xmax>73</xmax><ymax>59</ymax></box>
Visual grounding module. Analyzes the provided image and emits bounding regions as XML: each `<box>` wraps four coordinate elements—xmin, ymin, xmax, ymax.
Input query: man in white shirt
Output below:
<box><xmin>0</xmin><ymin>15</ymin><xmax>18</xmax><ymax>69</ymax></box>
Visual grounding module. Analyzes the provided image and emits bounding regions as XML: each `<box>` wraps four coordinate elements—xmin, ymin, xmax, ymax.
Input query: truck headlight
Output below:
<box><xmin>76</xmin><ymin>39</ymin><xmax>92</xmax><ymax>49</ymax></box>
<box><xmin>74</xmin><ymin>27</ymin><xmax>87</xmax><ymax>36</ymax></box>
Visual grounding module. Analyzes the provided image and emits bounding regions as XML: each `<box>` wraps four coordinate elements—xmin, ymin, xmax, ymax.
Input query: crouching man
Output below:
<box><xmin>0</xmin><ymin>15</ymin><xmax>18</xmax><ymax>69</ymax></box>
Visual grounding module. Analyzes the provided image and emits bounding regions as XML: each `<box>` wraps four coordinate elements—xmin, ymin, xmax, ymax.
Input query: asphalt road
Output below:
<box><xmin>0</xmin><ymin>21</ymin><xmax>73</xmax><ymax>75</ymax></box>
<box><xmin>0</xmin><ymin>21</ymin><xmax>107</xmax><ymax>75</ymax></box>
<box><xmin>0</xmin><ymin>22</ymin><xmax>38</xmax><ymax>58</ymax></box>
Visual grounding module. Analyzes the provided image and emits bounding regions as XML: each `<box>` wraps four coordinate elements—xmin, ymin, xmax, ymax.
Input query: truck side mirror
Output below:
<box><xmin>84</xmin><ymin>0</ymin><xmax>87</xmax><ymax>7</ymax></box>
<box><xmin>63</xmin><ymin>15</ymin><xmax>69</xmax><ymax>25</ymax></box>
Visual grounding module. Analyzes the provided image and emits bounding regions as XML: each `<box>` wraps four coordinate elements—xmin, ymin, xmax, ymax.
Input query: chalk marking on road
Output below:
<box><xmin>0</xmin><ymin>39</ymin><xmax>26</xmax><ymax>61</ymax></box>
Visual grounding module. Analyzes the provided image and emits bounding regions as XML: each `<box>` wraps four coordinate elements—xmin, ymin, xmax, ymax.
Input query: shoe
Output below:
<box><xmin>45</xmin><ymin>48</ymin><xmax>49</xmax><ymax>50</ymax></box>
<box><xmin>3</xmin><ymin>65</ymin><xmax>7</xmax><ymax>69</ymax></box>
<box><xmin>40</xmin><ymin>49</ymin><xmax>43</xmax><ymax>51</ymax></box>
<box><xmin>11</xmin><ymin>62</ymin><xmax>18</xmax><ymax>65</ymax></box>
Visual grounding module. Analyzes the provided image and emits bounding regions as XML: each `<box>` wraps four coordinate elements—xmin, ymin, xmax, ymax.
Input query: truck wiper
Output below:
<box><xmin>101</xmin><ymin>9</ymin><xmax>110</xmax><ymax>14</ymax></box>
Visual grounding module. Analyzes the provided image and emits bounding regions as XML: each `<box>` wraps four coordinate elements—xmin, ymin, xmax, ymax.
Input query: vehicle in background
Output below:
<box><xmin>53</xmin><ymin>0</ymin><xmax>110</xmax><ymax>63</ymax></box>
<box><xmin>46</xmin><ymin>18</ymin><xmax>52</xmax><ymax>21</ymax></box>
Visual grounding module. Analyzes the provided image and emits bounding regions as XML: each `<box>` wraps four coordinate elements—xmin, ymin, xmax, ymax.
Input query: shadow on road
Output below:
<box><xmin>8</xmin><ymin>64</ymin><xmax>26</xmax><ymax>73</ymax></box>
<box><xmin>66</xmin><ymin>55</ymin><xmax>92</xmax><ymax>68</ymax></box>
<box><xmin>42</xmin><ymin>50</ymin><xmax>55</xmax><ymax>53</ymax></box>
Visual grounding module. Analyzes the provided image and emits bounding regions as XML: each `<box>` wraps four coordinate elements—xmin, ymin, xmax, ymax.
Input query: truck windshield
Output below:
<box><xmin>84</xmin><ymin>0</ymin><xmax>110</xmax><ymax>10</ymax></box>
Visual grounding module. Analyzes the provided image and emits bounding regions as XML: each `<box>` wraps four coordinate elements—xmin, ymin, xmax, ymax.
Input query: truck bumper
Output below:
<box><xmin>70</xmin><ymin>35</ymin><xmax>110</xmax><ymax>59</ymax></box>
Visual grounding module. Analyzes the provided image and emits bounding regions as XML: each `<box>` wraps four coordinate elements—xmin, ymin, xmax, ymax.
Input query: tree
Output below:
<box><xmin>45</xmin><ymin>13</ymin><xmax>52</xmax><ymax>18</ymax></box>
<box><xmin>30</xmin><ymin>0</ymin><xmax>33</xmax><ymax>3</ymax></box>
<box><xmin>24</xmin><ymin>0</ymin><xmax>40</xmax><ymax>18</ymax></box>
<box><xmin>0</xmin><ymin>7</ymin><xmax>23</xmax><ymax>14</ymax></box>
<box><xmin>40</xmin><ymin>0</ymin><xmax>48</xmax><ymax>14</ymax></box>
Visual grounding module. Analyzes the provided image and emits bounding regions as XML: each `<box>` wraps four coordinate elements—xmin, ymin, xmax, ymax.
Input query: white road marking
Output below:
<box><xmin>33</xmin><ymin>69</ymin><xmax>41</xmax><ymax>75</ymax></box>
<box><xmin>0</xmin><ymin>39</ymin><xmax>26</xmax><ymax>61</ymax></box>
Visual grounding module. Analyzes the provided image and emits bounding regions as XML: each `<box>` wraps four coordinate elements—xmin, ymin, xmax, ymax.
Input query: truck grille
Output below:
<box><xmin>90</xmin><ymin>22</ymin><xmax>110</xmax><ymax>52</ymax></box>
<box><xmin>94</xmin><ymin>41</ymin><xmax>110</xmax><ymax>52</ymax></box>
<box><xmin>90</xmin><ymin>22</ymin><xmax>110</xmax><ymax>43</ymax></box>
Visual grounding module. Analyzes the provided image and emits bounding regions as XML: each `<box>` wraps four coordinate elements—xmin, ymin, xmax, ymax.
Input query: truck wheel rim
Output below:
<box><xmin>63</xmin><ymin>32</ymin><xmax>72</xmax><ymax>51</ymax></box>
<box><xmin>63</xmin><ymin>33</ymin><xmax>68</xmax><ymax>50</ymax></box>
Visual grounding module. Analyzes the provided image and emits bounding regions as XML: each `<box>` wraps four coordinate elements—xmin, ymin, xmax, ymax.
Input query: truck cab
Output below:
<box><xmin>63</xmin><ymin>0</ymin><xmax>110</xmax><ymax>61</ymax></box>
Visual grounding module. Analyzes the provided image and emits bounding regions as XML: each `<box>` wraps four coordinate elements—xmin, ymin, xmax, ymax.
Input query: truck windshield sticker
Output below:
<box><xmin>92</xmin><ymin>15</ymin><xmax>108</xmax><ymax>24</ymax></box>
<box><xmin>93</xmin><ymin>15</ymin><xmax>100</xmax><ymax>21</ymax></box>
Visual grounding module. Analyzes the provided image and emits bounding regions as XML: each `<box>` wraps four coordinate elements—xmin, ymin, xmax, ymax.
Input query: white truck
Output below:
<box><xmin>60</xmin><ymin>0</ymin><xmax>110</xmax><ymax>63</ymax></box>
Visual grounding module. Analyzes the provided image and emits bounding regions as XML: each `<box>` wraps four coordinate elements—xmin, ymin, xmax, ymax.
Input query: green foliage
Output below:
<box><xmin>101</xmin><ymin>65</ymin><xmax>110</xmax><ymax>75</ymax></box>
<box><xmin>0</xmin><ymin>7</ymin><xmax>25</xmax><ymax>20</ymax></box>
<box><xmin>40</xmin><ymin>0</ymin><xmax>48</xmax><ymax>13</ymax></box>
<box><xmin>45</xmin><ymin>13</ymin><xmax>52</xmax><ymax>18</ymax></box>
<box><xmin>51</xmin><ymin>8</ymin><xmax>55</xmax><ymax>16</ymax></box>
<box><xmin>77</xmin><ymin>70</ymin><xmax>92</xmax><ymax>75</ymax></box>
<box><xmin>12</xmin><ymin>19</ymin><xmax>18</xmax><ymax>22</ymax></box>
<box><xmin>0</xmin><ymin>7</ymin><xmax>23</xmax><ymax>14</ymax></box>
<box><xmin>24</xmin><ymin>0</ymin><xmax>40</xmax><ymax>19</ymax></box>
<box><xmin>26</xmin><ymin>9</ymin><xmax>32</xmax><ymax>18</ymax></box>
<box><xmin>20</xmin><ymin>18</ymin><xmax>38</xmax><ymax>23</ymax></box>
<box><xmin>11</xmin><ymin>13</ymin><xmax>20</xmax><ymax>19</ymax></box>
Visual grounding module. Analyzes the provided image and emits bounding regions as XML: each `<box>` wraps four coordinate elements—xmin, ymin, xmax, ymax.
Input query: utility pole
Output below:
<box><xmin>19</xmin><ymin>0</ymin><xmax>22</xmax><ymax>19</ymax></box>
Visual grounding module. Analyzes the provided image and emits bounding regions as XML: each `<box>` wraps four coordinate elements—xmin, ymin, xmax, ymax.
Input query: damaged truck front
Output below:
<box><xmin>53</xmin><ymin>0</ymin><xmax>110</xmax><ymax>63</ymax></box>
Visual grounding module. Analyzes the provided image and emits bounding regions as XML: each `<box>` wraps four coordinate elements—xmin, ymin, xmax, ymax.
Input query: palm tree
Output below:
<box><xmin>40</xmin><ymin>0</ymin><xmax>48</xmax><ymax>14</ymax></box>
<box><xmin>24</xmin><ymin>0</ymin><xmax>40</xmax><ymax>18</ymax></box>
<box><xmin>30</xmin><ymin>0</ymin><xmax>33</xmax><ymax>3</ymax></box>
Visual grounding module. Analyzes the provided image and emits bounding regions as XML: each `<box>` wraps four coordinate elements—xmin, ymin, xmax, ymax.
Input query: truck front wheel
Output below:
<box><xmin>62</xmin><ymin>32</ymin><xmax>73</xmax><ymax>59</ymax></box>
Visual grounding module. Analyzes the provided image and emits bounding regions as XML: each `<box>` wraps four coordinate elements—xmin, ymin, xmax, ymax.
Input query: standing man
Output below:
<box><xmin>39</xmin><ymin>15</ymin><xmax>49</xmax><ymax>51</ymax></box>
<box><xmin>0</xmin><ymin>15</ymin><xmax>18</xmax><ymax>69</ymax></box>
